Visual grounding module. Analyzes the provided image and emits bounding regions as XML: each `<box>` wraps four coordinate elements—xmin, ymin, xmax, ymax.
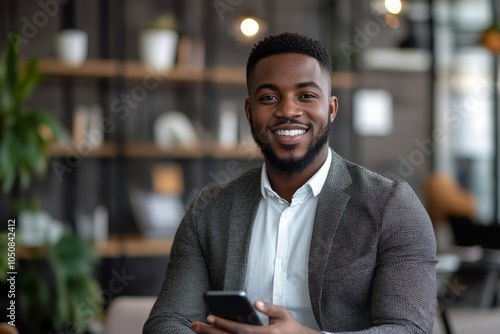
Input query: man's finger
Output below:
<box><xmin>254</xmin><ymin>301</ymin><xmax>288</xmax><ymax>319</ymax></box>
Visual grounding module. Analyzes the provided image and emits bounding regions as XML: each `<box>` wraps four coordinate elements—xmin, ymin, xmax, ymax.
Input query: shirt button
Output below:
<box><xmin>278</xmin><ymin>260</ymin><xmax>284</xmax><ymax>268</ymax></box>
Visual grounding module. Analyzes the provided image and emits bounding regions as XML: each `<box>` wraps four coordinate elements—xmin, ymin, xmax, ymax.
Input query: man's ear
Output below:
<box><xmin>245</xmin><ymin>97</ymin><xmax>251</xmax><ymax>121</ymax></box>
<box><xmin>329</xmin><ymin>96</ymin><xmax>339</xmax><ymax>123</ymax></box>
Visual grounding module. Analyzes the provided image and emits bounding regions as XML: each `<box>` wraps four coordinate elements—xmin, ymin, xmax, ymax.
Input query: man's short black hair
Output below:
<box><xmin>246</xmin><ymin>32</ymin><xmax>332</xmax><ymax>92</ymax></box>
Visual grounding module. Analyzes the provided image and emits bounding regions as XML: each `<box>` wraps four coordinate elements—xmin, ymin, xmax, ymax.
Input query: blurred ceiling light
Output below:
<box><xmin>233</xmin><ymin>14</ymin><xmax>267</xmax><ymax>42</ymax></box>
<box><xmin>240</xmin><ymin>18</ymin><xmax>259</xmax><ymax>37</ymax></box>
<box><xmin>385</xmin><ymin>0</ymin><xmax>402</xmax><ymax>15</ymax></box>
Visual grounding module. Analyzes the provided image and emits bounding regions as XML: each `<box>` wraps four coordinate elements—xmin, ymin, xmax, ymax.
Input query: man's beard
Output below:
<box><xmin>250</xmin><ymin>118</ymin><xmax>330</xmax><ymax>175</ymax></box>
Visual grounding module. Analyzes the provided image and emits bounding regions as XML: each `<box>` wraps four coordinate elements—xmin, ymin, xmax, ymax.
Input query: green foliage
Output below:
<box><xmin>0</xmin><ymin>232</ymin><xmax>103</xmax><ymax>334</ymax></box>
<box><xmin>0</xmin><ymin>36</ymin><xmax>64</xmax><ymax>194</ymax></box>
<box><xmin>46</xmin><ymin>234</ymin><xmax>103</xmax><ymax>333</ymax></box>
<box><xmin>0</xmin><ymin>233</ymin><xmax>9</xmax><ymax>282</ymax></box>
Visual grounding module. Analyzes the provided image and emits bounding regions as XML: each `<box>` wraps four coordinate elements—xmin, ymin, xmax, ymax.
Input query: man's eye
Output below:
<box><xmin>260</xmin><ymin>95</ymin><xmax>277</xmax><ymax>101</ymax></box>
<box><xmin>300</xmin><ymin>93</ymin><xmax>315</xmax><ymax>99</ymax></box>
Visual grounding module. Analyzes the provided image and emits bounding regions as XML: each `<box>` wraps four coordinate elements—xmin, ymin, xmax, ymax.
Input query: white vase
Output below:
<box><xmin>139</xmin><ymin>29</ymin><xmax>178</xmax><ymax>70</ymax></box>
<box><xmin>55</xmin><ymin>29</ymin><xmax>88</xmax><ymax>66</ymax></box>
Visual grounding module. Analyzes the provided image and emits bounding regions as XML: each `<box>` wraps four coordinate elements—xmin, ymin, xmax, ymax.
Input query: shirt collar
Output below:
<box><xmin>260</xmin><ymin>149</ymin><xmax>332</xmax><ymax>199</ymax></box>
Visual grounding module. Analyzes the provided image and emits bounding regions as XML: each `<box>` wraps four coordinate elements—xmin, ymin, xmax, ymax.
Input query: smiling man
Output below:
<box><xmin>144</xmin><ymin>32</ymin><xmax>437</xmax><ymax>334</ymax></box>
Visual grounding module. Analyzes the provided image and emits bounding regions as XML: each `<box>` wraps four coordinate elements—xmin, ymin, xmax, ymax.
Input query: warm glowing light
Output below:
<box><xmin>384</xmin><ymin>14</ymin><xmax>400</xmax><ymax>29</ymax></box>
<box><xmin>240</xmin><ymin>18</ymin><xmax>260</xmax><ymax>37</ymax></box>
<box><xmin>385</xmin><ymin>0</ymin><xmax>402</xmax><ymax>15</ymax></box>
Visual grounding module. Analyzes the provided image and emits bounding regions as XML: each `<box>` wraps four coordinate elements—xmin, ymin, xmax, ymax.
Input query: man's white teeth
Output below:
<box><xmin>275</xmin><ymin>129</ymin><xmax>306</xmax><ymax>136</ymax></box>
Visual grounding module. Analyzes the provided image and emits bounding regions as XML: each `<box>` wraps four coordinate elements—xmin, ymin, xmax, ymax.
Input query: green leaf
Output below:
<box><xmin>67</xmin><ymin>276</ymin><xmax>103</xmax><ymax>333</ymax></box>
<box><xmin>15</xmin><ymin>57</ymin><xmax>43</xmax><ymax>108</ymax></box>
<box><xmin>0</xmin><ymin>33</ymin><xmax>64</xmax><ymax>194</ymax></box>
<box><xmin>46</xmin><ymin>234</ymin><xmax>102</xmax><ymax>331</ymax></box>
<box><xmin>0</xmin><ymin>131</ymin><xmax>18</xmax><ymax>193</ymax></box>
<box><xmin>19</xmin><ymin>266</ymin><xmax>50</xmax><ymax>319</ymax></box>
<box><xmin>0</xmin><ymin>233</ymin><xmax>10</xmax><ymax>282</ymax></box>
<box><xmin>27</xmin><ymin>108</ymin><xmax>65</xmax><ymax>140</ymax></box>
<box><xmin>2</xmin><ymin>36</ymin><xmax>18</xmax><ymax>113</ymax></box>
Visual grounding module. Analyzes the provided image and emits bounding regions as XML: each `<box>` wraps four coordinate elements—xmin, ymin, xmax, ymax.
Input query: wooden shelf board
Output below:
<box><xmin>124</xmin><ymin>142</ymin><xmax>205</xmax><ymax>158</ymax></box>
<box><xmin>17</xmin><ymin>236</ymin><xmax>173</xmax><ymax>259</ymax></box>
<box><xmin>50</xmin><ymin>141</ymin><xmax>119</xmax><ymax>158</ymax></box>
<box><xmin>206</xmin><ymin>66</ymin><xmax>246</xmax><ymax>85</ymax></box>
<box><xmin>122</xmin><ymin>62</ymin><xmax>205</xmax><ymax>82</ymax></box>
<box><xmin>332</xmin><ymin>72</ymin><xmax>358</xmax><ymax>89</ymax></box>
<box><xmin>35</xmin><ymin>58</ymin><xmax>357</xmax><ymax>88</ymax></box>
<box><xmin>209</xmin><ymin>143</ymin><xmax>263</xmax><ymax>159</ymax></box>
<box><xmin>37</xmin><ymin>58</ymin><xmax>118</xmax><ymax>78</ymax></box>
<box><xmin>37</xmin><ymin>58</ymin><xmax>206</xmax><ymax>83</ymax></box>
<box><xmin>95</xmin><ymin>235</ymin><xmax>173</xmax><ymax>257</ymax></box>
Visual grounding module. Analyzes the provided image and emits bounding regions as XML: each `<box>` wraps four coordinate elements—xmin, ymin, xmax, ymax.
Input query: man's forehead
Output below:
<box><xmin>251</xmin><ymin>54</ymin><xmax>330</xmax><ymax>87</ymax></box>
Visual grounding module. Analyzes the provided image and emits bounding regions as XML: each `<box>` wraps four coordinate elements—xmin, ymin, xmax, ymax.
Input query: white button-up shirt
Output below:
<box><xmin>244</xmin><ymin>150</ymin><xmax>332</xmax><ymax>329</ymax></box>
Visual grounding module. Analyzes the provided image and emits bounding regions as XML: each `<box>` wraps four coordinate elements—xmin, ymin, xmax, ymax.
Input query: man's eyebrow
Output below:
<box><xmin>296</xmin><ymin>81</ymin><xmax>321</xmax><ymax>90</ymax></box>
<box><xmin>255</xmin><ymin>83</ymin><xmax>278</xmax><ymax>94</ymax></box>
<box><xmin>255</xmin><ymin>82</ymin><xmax>322</xmax><ymax>94</ymax></box>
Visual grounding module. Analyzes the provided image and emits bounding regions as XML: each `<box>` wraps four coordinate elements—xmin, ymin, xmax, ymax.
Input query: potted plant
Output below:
<box><xmin>0</xmin><ymin>36</ymin><xmax>64</xmax><ymax>194</ymax></box>
<box><xmin>139</xmin><ymin>12</ymin><xmax>179</xmax><ymax>70</ymax></box>
<box><xmin>0</xmin><ymin>37</ymin><xmax>102</xmax><ymax>333</ymax></box>
<box><xmin>0</xmin><ymin>231</ymin><xmax>103</xmax><ymax>333</ymax></box>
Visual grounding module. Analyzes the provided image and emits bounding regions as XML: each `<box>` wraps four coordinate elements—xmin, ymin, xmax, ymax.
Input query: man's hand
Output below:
<box><xmin>191</xmin><ymin>301</ymin><xmax>321</xmax><ymax>334</ymax></box>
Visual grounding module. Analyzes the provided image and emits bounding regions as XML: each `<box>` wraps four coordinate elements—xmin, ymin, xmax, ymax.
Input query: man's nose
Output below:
<box><xmin>275</xmin><ymin>98</ymin><xmax>302</xmax><ymax>119</ymax></box>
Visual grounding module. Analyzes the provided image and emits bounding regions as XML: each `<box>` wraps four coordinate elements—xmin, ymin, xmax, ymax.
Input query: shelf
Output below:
<box><xmin>49</xmin><ymin>141</ymin><xmax>263</xmax><ymax>159</ymax></box>
<box><xmin>95</xmin><ymin>235</ymin><xmax>173</xmax><ymax>258</ymax></box>
<box><xmin>17</xmin><ymin>235</ymin><xmax>173</xmax><ymax>259</ymax></box>
<box><xmin>37</xmin><ymin>58</ymin><xmax>119</xmax><ymax>78</ymax></box>
<box><xmin>35</xmin><ymin>58</ymin><xmax>357</xmax><ymax>88</ymax></box>
<box><xmin>209</xmin><ymin>142</ymin><xmax>262</xmax><ymax>159</ymax></box>
<box><xmin>124</xmin><ymin>142</ymin><xmax>264</xmax><ymax>159</ymax></box>
<box><xmin>37</xmin><ymin>58</ymin><xmax>222</xmax><ymax>83</ymax></box>
<box><xmin>49</xmin><ymin>141</ymin><xmax>119</xmax><ymax>158</ymax></box>
<box><xmin>332</xmin><ymin>72</ymin><xmax>358</xmax><ymax>89</ymax></box>
<box><xmin>122</xmin><ymin>62</ymin><xmax>205</xmax><ymax>83</ymax></box>
<box><xmin>206</xmin><ymin>66</ymin><xmax>246</xmax><ymax>85</ymax></box>
<box><xmin>123</xmin><ymin>142</ymin><xmax>205</xmax><ymax>158</ymax></box>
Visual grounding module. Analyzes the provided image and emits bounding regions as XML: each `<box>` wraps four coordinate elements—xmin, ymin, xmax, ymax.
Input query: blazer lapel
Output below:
<box><xmin>309</xmin><ymin>149</ymin><xmax>351</xmax><ymax>327</ymax></box>
<box><xmin>223</xmin><ymin>170</ymin><xmax>262</xmax><ymax>290</ymax></box>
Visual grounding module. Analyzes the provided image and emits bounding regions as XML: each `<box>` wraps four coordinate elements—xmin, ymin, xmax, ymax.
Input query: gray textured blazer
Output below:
<box><xmin>144</xmin><ymin>149</ymin><xmax>437</xmax><ymax>334</ymax></box>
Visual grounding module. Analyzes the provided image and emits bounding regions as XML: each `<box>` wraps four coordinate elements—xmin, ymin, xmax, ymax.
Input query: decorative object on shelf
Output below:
<box><xmin>18</xmin><ymin>208</ymin><xmax>66</xmax><ymax>246</ymax></box>
<box><xmin>0</xmin><ymin>35</ymin><xmax>64</xmax><ymax>194</ymax></box>
<box><xmin>153</xmin><ymin>110</ymin><xmax>198</xmax><ymax>149</ymax></box>
<box><xmin>139</xmin><ymin>13</ymin><xmax>179</xmax><ymax>70</ymax></box>
<box><xmin>72</xmin><ymin>104</ymin><xmax>104</xmax><ymax>150</ymax></box>
<box><xmin>218</xmin><ymin>100</ymin><xmax>239</xmax><ymax>148</ymax></box>
<box><xmin>177</xmin><ymin>35</ymin><xmax>206</xmax><ymax>70</ymax></box>
<box><xmin>55</xmin><ymin>29</ymin><xmax>88</xmax><ymax>66</ymax></box>
<box><xmin>130</xmin><ymin>189</ymin><xmax>184</xmax><ymax>238</ymax></box>
<box><xmin>131</xmin><ymin>163</ymin><xmax>184</xmax><ymax>238</ymax></box>
<box><xmin>481</xmin><ymin>24</ymin><xmax>500</xmax><ymax>54</ymax></box>
<box><xmin>75</xmin><ymin>205</ymin><xmax>109</xmax><ymax>243</ymax></box>
<box><xmin>152</xmin><ymin>163</ymin><xmax>184</xmax><ymax>194</ymax></box>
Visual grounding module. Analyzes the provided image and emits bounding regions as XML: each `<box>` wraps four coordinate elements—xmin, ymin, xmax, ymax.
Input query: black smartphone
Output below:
<box><xmin>203</xmin><ymin>290</ymin><xmax>263</xmax><ymax>325</ymax></box>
